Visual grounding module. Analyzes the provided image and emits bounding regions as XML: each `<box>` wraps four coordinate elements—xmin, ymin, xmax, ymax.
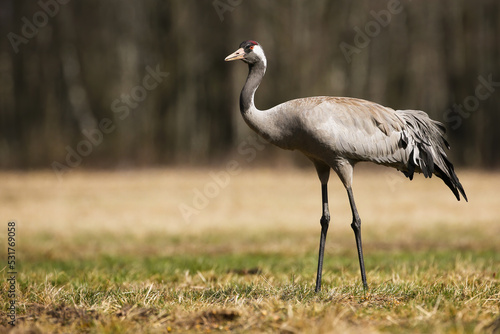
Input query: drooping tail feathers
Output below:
<box><xmin>397</xmin><ymin>109</ymin><xmax>468</xmax><ymax>202</ymax></box>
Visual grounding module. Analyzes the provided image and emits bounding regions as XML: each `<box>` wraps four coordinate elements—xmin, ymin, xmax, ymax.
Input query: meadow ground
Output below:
<box><xmin>0</xmin><ymin>167</ymin><xmax>499</xmax><ymax>333</ymax></box>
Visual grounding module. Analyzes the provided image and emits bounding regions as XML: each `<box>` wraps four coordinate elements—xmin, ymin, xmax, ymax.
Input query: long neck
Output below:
<box><xmin>239</xmin><ymin>61</ymin><xmax>266</xmax><ymax>114</ymax></box>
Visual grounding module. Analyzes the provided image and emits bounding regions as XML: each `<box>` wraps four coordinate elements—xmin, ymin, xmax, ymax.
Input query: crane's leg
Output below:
<box><xmin>346</xmin><ymin>186</ymin><xmax>368</xmax><ymax>290</ymax></box>
<box><xmin>315</xmin><ymin>183</ymin><xmax>330</xmax><ymax>292</ymax></box>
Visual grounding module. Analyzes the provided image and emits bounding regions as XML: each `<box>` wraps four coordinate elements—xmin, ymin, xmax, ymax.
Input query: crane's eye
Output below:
<box><xmin>248</xmin><ymin>45</ymin><xmax>254</xmax><ymax>50</ymax></box>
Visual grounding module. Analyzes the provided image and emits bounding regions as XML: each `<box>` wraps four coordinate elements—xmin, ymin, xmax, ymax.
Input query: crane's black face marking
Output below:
<box><xmin>238</xmin><ymin>40</ymin><xmax>261</xmax><ymax>64</ymax></box>
<box><xmin>225</xmin><ymin>40</ymin><xmax>263</xmax><ymax>64</ymax></box>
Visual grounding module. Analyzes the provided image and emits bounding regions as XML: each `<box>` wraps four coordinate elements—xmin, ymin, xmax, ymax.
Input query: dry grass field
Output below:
<box><xmin>1</xmin><ymin>167</ymin><xmax>499</xmax><ymax>333</ymax></box>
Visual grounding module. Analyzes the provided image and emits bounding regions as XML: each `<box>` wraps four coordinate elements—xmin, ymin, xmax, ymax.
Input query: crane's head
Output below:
<box><xmin>225</xmin><ymin>40</ymin><xmax>266</xmax><ymax>66</ymax></box>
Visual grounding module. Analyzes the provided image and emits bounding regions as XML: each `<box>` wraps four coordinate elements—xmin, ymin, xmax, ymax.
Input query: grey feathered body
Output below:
<box><xmin>241</xmin><ymin>61</ymin><xmax>466</xmax><ymax>201</ymax></box>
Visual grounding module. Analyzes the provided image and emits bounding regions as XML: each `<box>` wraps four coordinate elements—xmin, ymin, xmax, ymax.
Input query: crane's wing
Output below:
<box><xmin>291</xmin><ymin>96</ymin><xmax>407</xmax><ymax>165</ymax></box>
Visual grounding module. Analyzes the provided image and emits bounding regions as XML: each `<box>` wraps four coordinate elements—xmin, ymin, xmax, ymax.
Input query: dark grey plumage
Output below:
<box><xmin>397</xmin><ymin>110</ymin><xmax>467</xmax><ymax>201</ymax></box>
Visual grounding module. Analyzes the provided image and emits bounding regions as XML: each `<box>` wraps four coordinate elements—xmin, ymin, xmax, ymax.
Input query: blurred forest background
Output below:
<box><xmin>1</xmin><ymin>0</ymin><xmax>499</xmax><ymax>172</ymax></box>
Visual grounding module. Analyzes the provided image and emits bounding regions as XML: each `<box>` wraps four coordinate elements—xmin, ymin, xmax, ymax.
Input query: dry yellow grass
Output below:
<box><xmin>1</xmin><ymin>166</ymin><xmax>499</xmax><ymax>245</ymax></box>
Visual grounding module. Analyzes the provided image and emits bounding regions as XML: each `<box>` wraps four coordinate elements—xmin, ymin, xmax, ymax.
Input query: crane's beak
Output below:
<box><xmin>224</xmin><ymin>47</ymin><xmax>245</xmax><ymax>61</ymax></box>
